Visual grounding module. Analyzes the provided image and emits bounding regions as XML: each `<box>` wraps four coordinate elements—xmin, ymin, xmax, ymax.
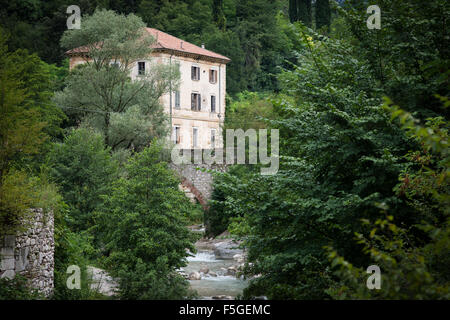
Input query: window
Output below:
<box><xmin>173</xmin><ymin>126</ymin><xmax>181</xmax><ymax>144</ymax></box>
<box><xmin>138</xmin><ymin>61</ymin><xmax>145</xmax><ymax>75</ymax></box>
<box><xmin>175</xmin><ymin>91</ymin><xmax>180</xmax><ymax>109</ymax></box>
<box><xmin>191</xmin><ymin>66</ymin><xmax>200</xmax><ymax>80</ymax></box>
<box><xmin>193</xmin><ymin>127</ymin><xmax>198</xmax><ymax>148</ymax></box>
<box><xmin>210</xmin><ymin>95</ymin><xmax>216</xmax><ymax>113</ymax></box>
<box><xmin>209</xmin><ymin>69</ymin><xmax>217</xmax><ymax>83</ymax></box>
<box><xmin>211</xmin><ymin>129</ymin><xmax>216</xmax><ymax>146</ymax></box>
<box><xmin>191</xmin><ymin>93</ymin><xmax>201</xmax><ymax>111</ymax></box>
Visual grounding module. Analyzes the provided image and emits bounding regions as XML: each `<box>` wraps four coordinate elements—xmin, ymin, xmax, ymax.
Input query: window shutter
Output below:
<box><xmin>211</xmin><ymin>96</ymin><xmax>216</xmax><ymax>112</ymax></box>
<box><xmin>198</xmin><ymin>94</ymin><xmax>201</xmax><ymax>111</ymax></box>
<box><xmin>175</xmin><ymin>91</ymin><xmax>180</xmax><ymax>108</ymax></box>
<box><xmin>191</xmin><ymin>66</ymin><xmax>195</xmax><ymax>80</ymax></box>
<box><xmin>191</xmin><ymin>93</ymin><xmax>195</xmax><ymax>110</ymax></box>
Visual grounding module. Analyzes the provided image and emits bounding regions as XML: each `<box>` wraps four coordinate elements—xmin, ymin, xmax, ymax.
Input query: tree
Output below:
<box><xmin>289</xmin><ymin>0</ymin><xmax>312</xmax><ymax>27</ymax></box>
<box><xmin>336</xmin><ymin>0</ymin><xmax>450</xmax><ymax>119</ymax></box>
<box><xmin>315</xmin><ymin>0</ymin><xmax>331</xmax><ymax>30</ymax></box>
<box><xmin>327</xmin><ymin>98</ymin><xmax>450</xmax><ymax>299</ymax></box>
<box><xmin>289</xmin><ymin>0</ymin><xmax>298</xmax><ymax>23</ymax></box>
<box><xmin>0</xmin><ymin>0</ymin><xmax>107</xmax><ymax>63</ymax></box>
<box><xmin>54</xmin><ymin>9</ymin><xmax>180</xmax><ymax>150</ymax></box>
<box><xmin>211</xmin><ymin>25</ymin><xmax>418</xmax><ymax>299</ymax></box>
<box><xmin>47</xmin><ymin>128</ymin><xmax>117</xmax><ymax>232</ymax></box>
<box><xmin>98</xmin><ymin>142</ymin><xmax>198</xmax><ymax>299</ymax></box>
<box><xmin>0</xmin><ymin>27</ymin><xmax>56</xmax><ymax>234</ymax></box>
<box><xmin>213</xmin><ymin>0</ymin><xmax>226</xmax><ymax>30</ymax></box>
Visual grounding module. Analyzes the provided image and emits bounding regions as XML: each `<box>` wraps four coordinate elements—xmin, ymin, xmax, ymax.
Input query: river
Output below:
<box><xmin>182</xmin><ymin>227</ymin><xmax>248</xmax><ymax>299</ymax></box>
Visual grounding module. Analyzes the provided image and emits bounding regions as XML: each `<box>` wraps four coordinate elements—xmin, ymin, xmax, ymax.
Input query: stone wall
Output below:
<box><xmin>170</xmin><ymin>162</ymin><xmax>227</xmax><ymax>208</ymax></box>
<box><xmin>0</xmin><ymin>208</ymin><xmax>54</xmax><ymax>297</ymax></box>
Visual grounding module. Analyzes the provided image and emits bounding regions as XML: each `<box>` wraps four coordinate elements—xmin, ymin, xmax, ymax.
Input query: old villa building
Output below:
<box><xmin>68</xmin><ymin>28</ymin><xmax>230</xmax><ymax>149</ymax></box>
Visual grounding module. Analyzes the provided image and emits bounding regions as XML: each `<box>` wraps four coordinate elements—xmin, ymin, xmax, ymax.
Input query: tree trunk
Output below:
<box><xmin>289</xmin><ymin>0</ymin><xmax>298</xmax><ymax>23</ymax></box>
<box><xmin>290</xmin><ymin>0</ymin><xmax>312</xmax><ymax>27</ymax></box>
<box><xmin>104</xmin><ymin>112</ymin><xmax>110</xmax><ymax>147</ymax></box>
<box><xmin>316</xmin><ymin>0</ymin><xmax>331</xmax><ymax>30</ymax></box>
<box><xmin>297</xmin><ymin>0</ymin><xmax>312</xmax><ymax>27</ymax></box>
<box><xmin>213</xmin><ymin>0</ymin><xmax>226</xmax><ymax>30</ymax></box>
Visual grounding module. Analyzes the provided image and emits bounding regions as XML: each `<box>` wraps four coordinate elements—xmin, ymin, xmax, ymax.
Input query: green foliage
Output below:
<box><xmin>97</xmin><ymin>142</ymin><xmax>198</xmax><ymax>299</ymax></box>
<box><xmin>212</xmin><ymin>0</ymin><xmax>226</xmax><ymax>30</ymax></box>
<box><xmin>138</xmin><ymin>0</ymin><xmax>298</xmax><ymax>95</ymax></box>
<box><xmin>206</xmin><ymin>165</ymin><xmax>256</xmax><ymax>237</ymax></box>
<box><xmin>225</xmin><ymin>91</ymin><xmax>276</xmax><ymax>131</ymax></box>
<box><xmin>48</xmin><ymin>128</ymin><xmax>117</xmax><ymax>232</ymax></box>
<box><xmin>335</xmin><ymin>0</ymin><xmax>450</xmax><ymax>118</ymax></box>
<box><xmin>0</xmin><ymin>169</ymin><xmax>37</xmax><ymax>234</ymax></box>
<box><xmin>290</xmin><ymin>0</ymin><xmax>312</xmax><ymax>27</ymax></box>
<box><xmin>0</xmin><ymin>275</ymin><xmax>42</xmax><ymax>300</ymax></box>
<box><xmin>327</xmin><ymin>99</ymin><xmax>449</xmax><ymax>299</ymax></box>
<box><xmin>315</xmin><ymin>0</ymin><xmax>331</xmax><ymax>31</ymax></box>
<box><xmin>53</xmin><ymin>205</ymin><xmax>105</xmax><ymax>300</ymax></box>
<box><xmin>0</xmin><ymin>0</ymin><xmax>108</xmax><ymax>63</ymax></box>
<box><xmin>210</xmin><ymin>25</ymin><xmax>419</xmax><ymax>299</ymax></box>
<box><xmin>0</xmin><ymin>26</ymin><xmax>65</xmax><ymax>234</ymax></box>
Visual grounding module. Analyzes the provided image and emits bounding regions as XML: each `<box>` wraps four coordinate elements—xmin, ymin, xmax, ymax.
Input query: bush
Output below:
<box><xmin>98</xmin><ymin>141</ymin><xmax>198</xmax><ymax>299</ymax></box>
<box><xmin>48</xmin><ymin>128</ymin><xmax>117</xmax><ymax>232</ymax></box>
<box><xmin>0</xmin><ymin>275</ymin><xmax>41</xmax><ymax>300</ymax></box>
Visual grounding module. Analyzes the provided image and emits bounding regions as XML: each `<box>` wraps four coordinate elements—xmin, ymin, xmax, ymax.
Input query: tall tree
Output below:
<box><xmin>99</xmin><ymin>142</ymin><xmax>198</xmax><ymax>299</ymax></box>
<box><xmin>289</xmin><ymin>0</ymin><xmax>298</xmax><ymax>23</ymax></box>
<box><xmin>213</xmin><ymin>0</ymin><xmax>226</xmax><ymax>30</ymax></box>
<box><xmin>290</xmin><ymin>0</ymin><xmax>312</xmax><ymax>27</ymax></box>
<box><xmin>48</xmin><ymin>128</ymin><xmax>117</xmax><ymax>232</ymax></box>
<box><xmin>298</xmin><ymin>0</ymin><xmax>312</xmax><ymax>27</ymax></box>
<box><xmin>315</xmin><ymin>0</ymin><xmax>331</xmax><ymax>30</ymax></box>
<box><xmin>0</xmin><ymin>27</ymin><xmax>49</xmax><ymax>234</ymax></box>
<box><xmin>55</xmin><ymin>9</ymin><xmax>180</xmax><ymax>150</ymax></box>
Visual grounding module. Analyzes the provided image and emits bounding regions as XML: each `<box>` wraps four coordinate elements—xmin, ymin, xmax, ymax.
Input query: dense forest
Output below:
<box><xmin>0</xmin><ymin>0</ymin><xmax>449</xmax><ymax>300</ymax></box>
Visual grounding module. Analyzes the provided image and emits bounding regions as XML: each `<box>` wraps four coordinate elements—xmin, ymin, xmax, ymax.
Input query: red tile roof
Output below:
<box><xmin>67</xmin><ymin>28</ymin><xmax>230</xmax><ymax>63</ymax></box>
<box><xmin>146</xmin><ymin>28</ymin><xmax>230</xmax><ymax>63</ymax></box>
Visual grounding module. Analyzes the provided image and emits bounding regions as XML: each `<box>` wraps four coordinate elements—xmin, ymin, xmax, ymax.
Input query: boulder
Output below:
<box><xmin>213</xmin><ymin>241</ymin><xmax>243</xmax><ymax>260</ymax></box>
<box><xmin>199</xmin><ymin>266</ymin><xmax>209</xmax><ymax>274</ymax></box>
<box><xmin>226</xmin><ymin>266</ymin><xmax>237</xmax><ymax>276</ymax></box>
<box><xmin>209</xmin><ymin>272</ymin><xmax>218</xmax><ymax>277</ymax></box>
<box><xmin>188</xmin><ymin>272</ymin><xmax>201</xmax><ymax>280</ymax></box>
<box><xmin>0</xmin><ymin>270</ymin><xmax>15</xmax><ymax>280</ymax></box>
<box><xmin>233</xmin><ymin>254</ymin><xmax>244</xmax><ymax>263</ymax></box>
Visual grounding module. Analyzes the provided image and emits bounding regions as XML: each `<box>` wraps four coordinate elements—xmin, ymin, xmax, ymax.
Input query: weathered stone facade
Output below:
<box><xmin>0</xmin><ymin>208</ymin><xmax>54</xmax><ymax>297</ymax></box>
<box><xmin>68</xmin><ymin>28</ymin><xmax>230</xmax><ymax>150</ymax></box>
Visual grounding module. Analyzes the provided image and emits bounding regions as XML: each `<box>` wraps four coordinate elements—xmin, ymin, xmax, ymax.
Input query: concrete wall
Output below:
<box><xmin>0</xmin><ymin>209</ymin><xmax>54</xmax><ymax>297</ymax></box>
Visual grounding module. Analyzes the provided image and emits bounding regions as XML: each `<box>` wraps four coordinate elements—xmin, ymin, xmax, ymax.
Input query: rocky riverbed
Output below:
<box><xmin>180</xmin><ymin>228</ymin><xmax>249</xmax><ymax>300</ymax></box>
<box><xmin>86</xmin><ymin>227</ymin><xmax>250</xmax><ymax>300</ymax></box>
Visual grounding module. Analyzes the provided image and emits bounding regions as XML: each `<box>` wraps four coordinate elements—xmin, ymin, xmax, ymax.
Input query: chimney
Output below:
<box><xmin>180</xmin><ymin>41</ymin><xmax>183</xmax><ymax>49</ymax></box>
<box><xmin>201</xmin><ymin>43</ymin><xmax>205</xmax><ymax>49</ymax></box>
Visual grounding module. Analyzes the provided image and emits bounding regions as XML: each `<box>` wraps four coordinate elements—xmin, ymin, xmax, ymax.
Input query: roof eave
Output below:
<box><xmin>154</xmin><ymin>48</ymin><xmax>231</xmax><ymax>64</ymax></box>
